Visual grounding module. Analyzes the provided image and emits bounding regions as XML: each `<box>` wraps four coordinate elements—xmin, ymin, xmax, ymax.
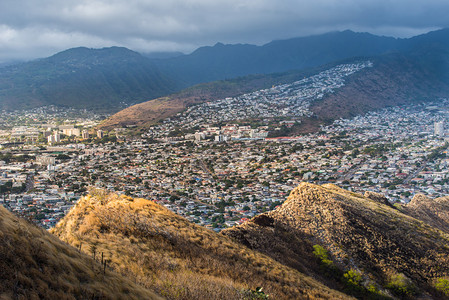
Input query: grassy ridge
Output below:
<box><xmin>223</xmin><ymin>183</ymin><xmax>449</xmax><ymax>299</ymax></box>
<box><xmin>0</xmin><ymin>205</ymin><xmax>161</xmax><ymax>300</ymax></box>
<box><xmin>51</xmin><ymin>188</ymin><xmax>349</xmax><ymax>300</ymax></box>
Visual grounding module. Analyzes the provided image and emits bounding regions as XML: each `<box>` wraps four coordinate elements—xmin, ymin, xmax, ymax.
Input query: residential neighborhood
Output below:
<box><xmin>1</xmin><ymin>64</ymin><xmax>449</xmax><ymax>231</ymax></box>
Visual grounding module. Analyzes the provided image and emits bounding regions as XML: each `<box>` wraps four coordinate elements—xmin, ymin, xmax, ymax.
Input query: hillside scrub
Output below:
<box><xmin>0</xmin><ymin>205</ymin><xmax>161</xmax><ymax>300</ymax></box>
<box><xmin>52</xmin><ymin>188</ymin><xmax>349</xmax><ymax>300</ymax></box>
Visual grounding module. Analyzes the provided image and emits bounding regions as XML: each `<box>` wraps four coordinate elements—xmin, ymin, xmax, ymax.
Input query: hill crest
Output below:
<box><xmin>51</xmin><ymin>188</ymin><xmax>349</xmax><ymax>299</ymax></box>
<box><xmin>0</xmin><ymin>205</ymin><xmax>161</xmax><ymax>299</ymax></box>
<box><xmin>222</xmin><ymin>182</ymin><xmax>449</xmax><ymax>299</ymax></box>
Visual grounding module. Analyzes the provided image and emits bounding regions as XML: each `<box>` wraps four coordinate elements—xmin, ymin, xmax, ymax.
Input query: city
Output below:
<box><xmin>1</xmin><ymin>97</ymin><xmax>449</xmax><ymax>231</ymax></box>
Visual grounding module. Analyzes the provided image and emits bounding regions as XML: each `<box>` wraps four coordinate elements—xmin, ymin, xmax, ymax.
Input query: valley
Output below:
<box><xmin>1</xmin><ymin>27</ymin><xmax>449</xmax><ymax>299</ymax></box>
<box><xmin>2</xmin><ymin>99</ymin><xmax>449</xmax><ymax>234</ymax></box>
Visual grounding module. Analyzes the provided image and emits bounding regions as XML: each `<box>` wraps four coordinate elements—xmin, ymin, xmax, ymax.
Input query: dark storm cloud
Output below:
<box><xmin>0</xmin><ymin>0</ymin><xmax>448</xmax><ymax>62</ymax></box>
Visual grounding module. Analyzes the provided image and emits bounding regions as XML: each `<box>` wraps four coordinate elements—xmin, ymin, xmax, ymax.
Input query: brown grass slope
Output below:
<box><xmin>0</xmin><ymin>205</ymin><xmax>161</xmax><ymax>300</ymax></box>
<box><xmin>222</xmin><ymin>182</ymin><xmax>449</xmax><ymax>299</ymax></box>
<box><xmin>98</xmin><ymin>76</ymin><xmax>280</xmax><ymax>130</ymax></box>
<box><xmin>401</xmin><ymin>194</ymin><xmax>449</xmax><ymax>235</ymax></box>
<box><xmin>51</xmin><ymin>189</ymin><xmax>350</xmax><ymax>300</ymax></box>
<box><xmin>97</xmin><ymin>60</ymin><xmax>360</xmax><ymax>131</ymax></box>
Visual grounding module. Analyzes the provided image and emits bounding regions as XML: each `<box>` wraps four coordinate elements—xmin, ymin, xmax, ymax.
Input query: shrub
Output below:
<box><xmin>385</xmin><ymin>273</ymin><xmax>417</xmax><ymax>297</ymax></box>
<box><xmin>244</xmin><ymin>287</ymin><xmax>269</xmax><ymax>299</ymax></box>
<box><xmin>312</xmin><ymin>244</ymin><xmax>339</xmax><ymax>278</ymax></box>
<box><xmin>435</xmin><ymin>278</ymin><xmax>449</xmax><ymax>295</ymax></box>
<box><xmin>343</xmin><ymin>269</ymin><xmax>362</xmax><ymax>295</ymax></box>
<box><xmin>312</xmin><ymin>244</ymin><xmax>334</xmax><ymax>268</ymax></box>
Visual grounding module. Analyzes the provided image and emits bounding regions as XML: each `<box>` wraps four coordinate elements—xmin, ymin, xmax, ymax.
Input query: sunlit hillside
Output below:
<box><xmin>51</xmin><ymin>188</ymin><xmax>349</xmax><ymax>300</ymax></box>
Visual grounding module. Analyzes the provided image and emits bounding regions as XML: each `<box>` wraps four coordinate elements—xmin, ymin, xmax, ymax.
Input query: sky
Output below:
<box><xmin>0</xmin><ymin>0</ymin><xmax>448</xmax><ymax>63</ymax></box>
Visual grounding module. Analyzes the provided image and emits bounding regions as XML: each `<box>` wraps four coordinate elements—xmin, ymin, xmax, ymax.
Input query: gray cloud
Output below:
<box><xmin>0</xmin><ymin>0</ymin><xmax>448</xmax><ymax>63</ymax></box>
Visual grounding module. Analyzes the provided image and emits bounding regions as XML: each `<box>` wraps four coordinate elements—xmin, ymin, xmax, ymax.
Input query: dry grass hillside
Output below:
<box><xmin>0</xmin><ymin>205</ymin><xmax>161</xmax><ymax>300</ymax></box>
<box><xmin>51</xmin><ymin>188</ymin><xmax>349</xmax><ymax>300</ymax></box>
<box><xmin>222</xmin><ymin>183</ymin><xmax>449</xmax><ymax>299</ymax></box>
<box><xmin>401</xmin><ymin>194</ymin><xmax>449</xmax><ymax>235</ymax></box>
<box><xmin>97</xmin><ymin>77</ymin><xmax>271</xmax><ymax>130</ymax></box>
<box><xmin>97</xmin><ymin>62</ymin><xmax>343</xmax><ymax>131</ymax></box>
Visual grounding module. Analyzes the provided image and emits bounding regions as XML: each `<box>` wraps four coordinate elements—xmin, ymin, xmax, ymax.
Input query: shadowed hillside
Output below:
<box><xmin>0</xmin><ymin>47</ymin><xmax>179</xmax><ymax>112</ymax></box>
<box><xmin>97</xmin><ymin>63</ymin><xmax>338</xmax><ymax>130</ymax></box>
<box><xmin>401</xmin><ymin>194</ymin><xmax>449</xmax><ymax>234</ymax></box>
<box><xmin>0</xmin><ymin>205</ymin><xmax>161</xmax><ymax>300</ymax></box>
<box><xmin>309</xmin><ymin>53</ymin><xmax>449</xmax><ymax>124</ymax></box>
<box><xmin>222</xmin><ymin>183</ymin><xmax>449</xmax><ymax>299</ymax></box>
<box><xmin>51</xmin><ymin>189</ymin><xmax>349</xmax><ymax>300</ymax></box>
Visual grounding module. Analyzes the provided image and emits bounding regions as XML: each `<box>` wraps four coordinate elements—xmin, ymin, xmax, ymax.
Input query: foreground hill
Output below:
<box><xmin>222</xmin><ymin>183</ymin><xmax>449</xmax><ymax>299</ymax></box>
<box><xmin>51</xmin><ymin>189</ymin><xmax>348</xmax><ymax>299</ymax></box>
<box><xmin>0</xmin><ymin>205</ymin><xmax>161</xmax><ymax>299</ymax></box>
<box><xmin>0</xmin><ymin>47</ymin><xmax>179</xmax><ymax>111</ymax></box>
<box><xmin>401</xmin><ymin>193</ymin><xmax>449</xmax><ymax>234</ymax></box>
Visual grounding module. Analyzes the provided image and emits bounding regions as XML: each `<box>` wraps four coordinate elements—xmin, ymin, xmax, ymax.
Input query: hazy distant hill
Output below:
<box><xmin>222</xmin><ymin>183</ymin><xmax>449</xmax><ymax>299</ymax></box>
<box><xmin>0</xmin><ymin>205</ymin><xmax>161</xmax><ymax>299</ymax></box>
<box><xmin>98</xmin><ymin>62</ymin><xmax>343</xmax><ymax>130</ymax></box>
<box><xmin>101</xmin><ymin>28</ymin><xmax>449</xmax><ymax>132</ymax></box>
<box><xmin>0</xmin><ymin>47</ymin><xmax>180</xmax><ymax>112</ymax></box>
<box><xmin>157</xmin><ymin>30</ymin><xmax>400</xmax><ymax>85</ymax></box>
<box><xmin>307</xmin><ymin>53</ymin><xmax>449</xmax><ymax>129</ymax></box>
<box><xmin>100</xmin><ymin>51</ymin><xmax>449</xmax><ymax>133</ymax></box>
<box><xmin>2</xmin><ymin>29</ymin><xmax>449</xmax><ymax>113</ymax></box>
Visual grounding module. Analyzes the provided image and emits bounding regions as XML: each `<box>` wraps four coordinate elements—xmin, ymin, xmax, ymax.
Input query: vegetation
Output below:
<box><xmin>313</xmin><ymin>244</ymin><xmax>338</xmax><ymax>276</ymax></box>
<box><xmin>385</xmin><ymin>273</ymin><xmax>417</xmax><ymax>297</ymax></box>
<box><xmin>243</xmin><ymin>287</ymin><xmax>269</xmax><ymax>299</ymax></box>
<box><xmin>0</xmin><ymin>205</ymin><xmax>161</xmax><ymax>299</ymax></box>
<box><xmin>51</xmin><ymin>189</ymin><xmax>348</xmax><ymax>299</ymax></box>
<box><xmin>434</xmin><ymin>277</ymin><xmax>449</xmax><ymax>296</ymax></box>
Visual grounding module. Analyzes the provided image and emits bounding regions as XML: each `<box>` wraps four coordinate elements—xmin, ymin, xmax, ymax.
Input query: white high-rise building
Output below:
<box><xmin>97</xmin><ymin>130</ymin><xmax>104</xmax><ymax>139</ymax></box>
<box><xmin>48</xmin><ymin>131</ymin><xmax>60</xmax><ymax>145</ymax></box>
<box><xmin>82</xmin><ymin>130</ymin><xmax>90</xmax><ymax>139</ymax></box>
<box><xmin>54</xmin><ymin>131</ymin><xmax>60</xmax><ymax>143</ymax></box>
<box><xmin>435</xmin><ymin>121</ymin><xmax>444</xmax><ymax>136</ymax></box>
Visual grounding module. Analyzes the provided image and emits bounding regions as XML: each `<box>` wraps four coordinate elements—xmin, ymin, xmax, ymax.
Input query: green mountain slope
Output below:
<box><xmin>156</xmin><ymin>30</ymin><xmax>399</xmax><ymax>85</ymax></box>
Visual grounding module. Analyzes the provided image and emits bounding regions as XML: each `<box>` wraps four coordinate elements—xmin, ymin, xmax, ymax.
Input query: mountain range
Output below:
<box><xmin>2</xmin><ymin>28</ymin><xmax>449</xmax><ymax>116</ymax></box>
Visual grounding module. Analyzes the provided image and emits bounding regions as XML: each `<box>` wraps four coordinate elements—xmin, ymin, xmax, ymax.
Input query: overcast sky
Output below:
<box><xmin>0</xmin><ymin>0</ymin><xmax>448</xmax><ymax>63</ymax></box>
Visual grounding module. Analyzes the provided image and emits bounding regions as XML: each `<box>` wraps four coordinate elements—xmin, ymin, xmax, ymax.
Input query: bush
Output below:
<box><xmin>435</xmin><ymin>278</ymin><xmax>449</xmax><ymax>295</ymax></box>
<box><xmin>343</xmin><ymin>269</ymin><xmax>362</xmax><ymax>285</ymax></box>
<box><xmin>313</xmin><ymin>244</ymin><xmax>334</xmax><ymax>268</ymax></box>
<box><xmin>244</xmin><ymin>287</ymin><xmax>269</xmax><ymax>299</ymax></box>
<box><xmin>312</xmin><ymin>244</ymin><xmax>340</xmax><ymax>278</ymax></box>
<box><xmin>385</xmin><ymin>273</ymin><xmax>417</xmax><ymax>297</ymax></box>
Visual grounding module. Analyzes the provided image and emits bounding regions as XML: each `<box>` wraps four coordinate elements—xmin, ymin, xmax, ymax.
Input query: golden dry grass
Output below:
<box><xmin>224</xmin><ymin>182</ymin><xmax>449</xmax><ymax>299</ymax></box>
<box><xmin>51</xmin><ymin>188</ymin><xmax>349</xmax><ymax>300</ymax></box>
<box><xmin>0</xmin><ymin>205</ymin><xmax>162</xmax><ymax>300</ymax></box>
